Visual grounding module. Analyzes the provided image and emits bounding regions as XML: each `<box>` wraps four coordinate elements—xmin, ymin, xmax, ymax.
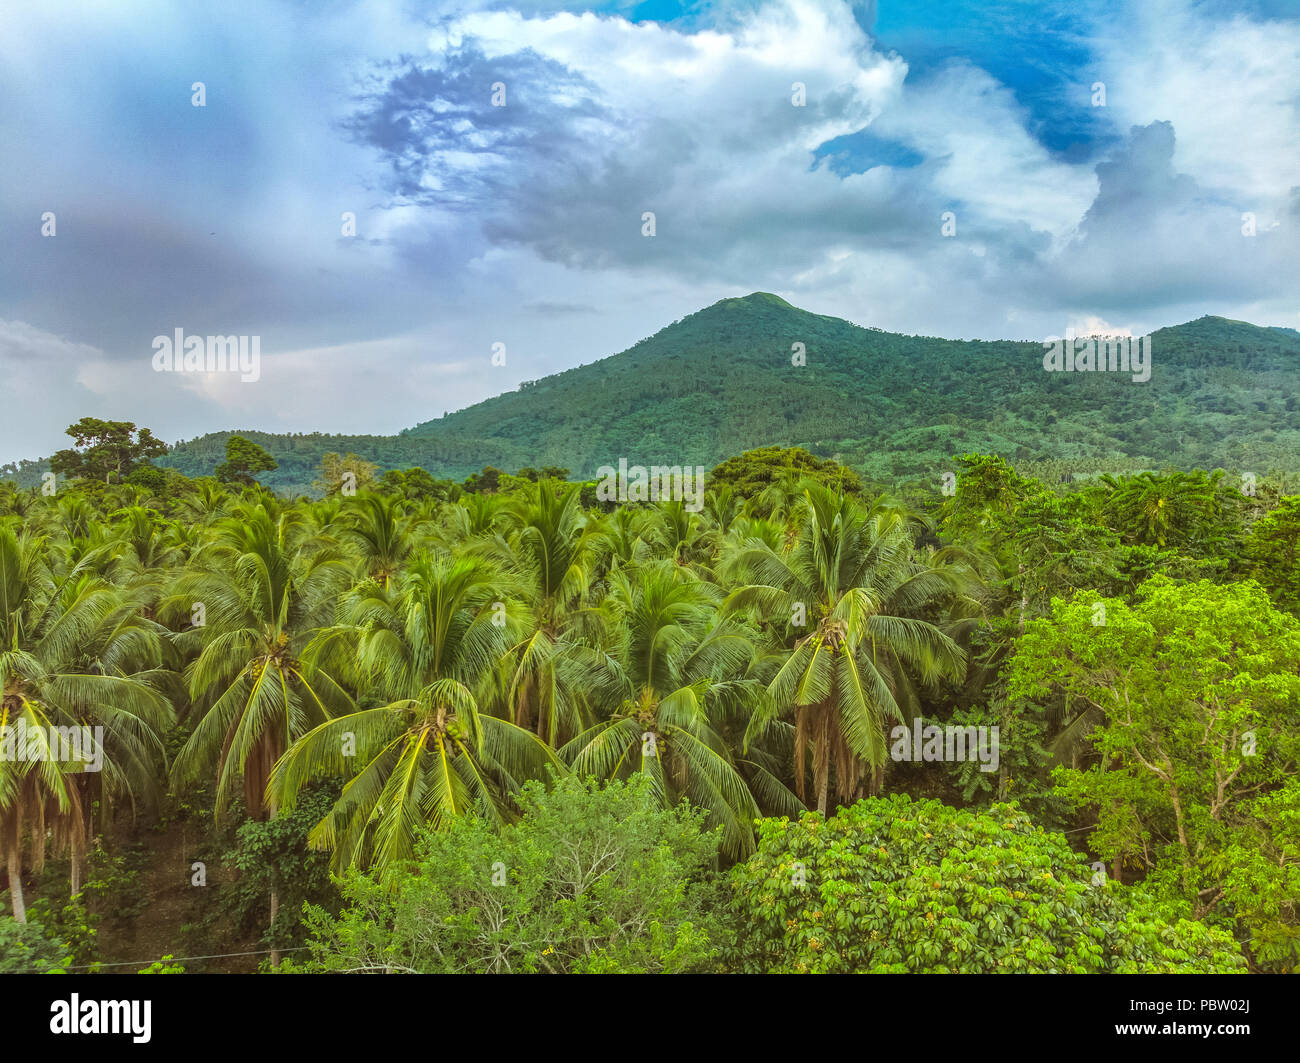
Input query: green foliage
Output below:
<box><xmin>1</xmin><ymin>419</ymin><xmax>1295</xmax><ymax>974</ymax></box>
<box><xmin>129</xmin><ymin>300</ymin><xmax>1300</xmax><ymax>491</ymax></box>
<box><xmin>561</xmin><ymin>560</ymin><xmax>797</xmax><ymax>858</ymax></box>
<box><xmin>1244</xmin><ymin>494</ymin><xmax>1300</xmax><ymax>612</ymax></box>
<box><xmin>462</xmin><ymin>465</ymin><xmax>505</xmax><ymax>493</ymax></box>
<box><xmin>125</xmin><ymin>463</ymin><xmax>168</xmax><ymax>492</ymax></box>
<box><xmin>216</xmin><ymin>434</ymin><xmax>279</xmax><ymax>486</ymax></box>
<box><xmin>270</xmin><ymin>554</ymin><xmax>562</xmax><ymax>877</ymax></box>
<box><xmin>218</xmin><ymin>785</ymin><xmax>341</xmax><ymax>953</ymax></box>
<box><xmin>1202</xmin><ymin>781</ymin><xmax>1300</xmax><ymax>972</ymax></box>
<box><xmin>710</xmin><ymin>446</ymin><xmax>863</xmax><ymax>505</ymax></box>
<box><xmin>49</xmin><ymin>417</ymin><xmax>168</xmax><ymax>485</ymax></box>
<box><xmin>725</xmin><ymin>795</ymin><xmax>1246</xmax><ymax>973</ymax></box>
<box><xmin>727</xmin><ymin>483</ymin><xmax>972</xmax><ymax>812</ymax></box>
<box><xmin>80</xmin><ymin>846</ymin><xmax>148</xmax><ymax>928</ymax></box>
<box><xmin>516</xmin><ymin>465</ymin><xmax>570</xmax><ymax>482</ymax></box>
<box><xmin>296</xmin><ymin>775</ymin><xmax>726</xmax><ymax>973</ymax></box>
<box><xmin>1085</xmin><ymin>469</ymin><xmax>1248</xmax><ymax>576</ymax></box>
<box><xmin>0</xmin><ymin>914</ymin><xmax>73</xmax><ymax>973</ymax></box>
<box><xmin>314</xmin><ymin>452</ymin><xmax>378</xmax><ymax>496</ymax></box>
<box><xmin>940</xmin><ymin>453</ymin><xmax>1123</xmax><ymax>618</ymax></box>
<box><xmin>26</xmin><ymin>896</ymin><xmax>100</xmax><ymax>970</ymax></box>
<box><xmin>1011</xmin><ymin>577</ymin><xmax>1300</xmax><ymax>970</ymax></box>
<box><xmin>940</xmin><ymin>700</ymin><xmax>1051</xmax><ymax>810</ymax></box>
<box><xmin>138</xmin><ymin>954</ymin><xmax>186</xmax><ymax>973</ymax></box>
<box><xmin>377</xmin><ymin>466</ymin><xmax>460</xmax><ymax>502</ymax></box>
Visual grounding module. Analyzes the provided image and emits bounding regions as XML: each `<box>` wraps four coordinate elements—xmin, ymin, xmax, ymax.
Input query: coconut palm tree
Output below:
<box><xmin>560</xmin><ymin>561</ymin><xmax>800</xmax><ymax>858</ymax></box>
<box><xmin>726</xmin><ymin>485</ymin><xmax>971</xmax><ymax>814</ymax></box>
<box><xmin>339</xmin><ymin>491</ymin><xmax>412</xmax><ymax>588</ymax></box>
<box><xmin>650</xmin><ymin>499</ymin><xmax>713</xmax><ymax>568</ymax></box>
<box><xmin>1099</xmin><ymin>470</ymin><xmax>1223</xmax><ymax>548</ymax></box>
<box><xmin>487</xmin><ymin>481</ymin><xmax>599</xmax><ymax>745</ymax></box>
<box><xmin>268</xmin><ymin>555</ymin><xmax>562</xmax><ymax>879</ymax></box>
<box><xmin>704</xmin><ymin>484</ymin><xmax>742</xmax><ymax>537</ymax></box>
<box><xmin>162</xmin><ymin>505</ymin><xmax>352</xmax><ymax>963</ymax></box>
<box><xmin>164</xmin><ymin>506</ymin><xmax>353</xmax><ymax>818</ymax></box>
<box><xmin>174</xmin><ymin>479</ymin><xmax>230</xmax><ymax>528</ymax></box>
<box><xmin>588</xmin><ymin>505</ymin><xmax>653</xmax><ymax>580</ymax></box>
<box><xmin>0</xmin><ymin>529</ymin><xmax>171</xmax><ymax>918</ymax></box>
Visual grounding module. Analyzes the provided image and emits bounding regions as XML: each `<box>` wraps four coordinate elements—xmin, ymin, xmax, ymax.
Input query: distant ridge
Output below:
<box><xmin>8</xmin><ymin>296</ymin><xmax>1300</xmax><ymax>493</ymax></box>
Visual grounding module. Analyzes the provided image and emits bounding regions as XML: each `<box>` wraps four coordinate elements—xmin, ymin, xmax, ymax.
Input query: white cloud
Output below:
<box><xmin>2</xmin><ymin>0</ymin><xmax>1298</xmax><ymax>466</ymax></box>
<box><xmin>0</xmin><ymin>321</ymin><xmax>120</xmax><ymax>460</ymax></box>
<box><xmin>1095</xmin><ymin>0</ymin><xmax>1300</xmax><ymax>205</ymax></box>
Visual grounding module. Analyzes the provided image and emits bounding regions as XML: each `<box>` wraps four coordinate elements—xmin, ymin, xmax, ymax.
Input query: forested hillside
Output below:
<box><xmin>9</xmin><ymin>295</ymin><xmax>1297</xmax><ymax>495</ymax></box>
<box><xmin>399</xmin><ymin>293</ymin><xmax>1300</xmax><ymax>487</ymax></box>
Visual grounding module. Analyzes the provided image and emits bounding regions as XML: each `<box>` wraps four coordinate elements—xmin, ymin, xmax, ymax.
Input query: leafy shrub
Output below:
<box><xmin>218</xmin><ymin>784</ymin><xmax>341</xmax><ymax>954</ymax></box>
<box><xmin>0</xmin><ymin>914</ymin><xmax>73</xmax><ymax>974</ymax></box>
<box><xmin>293</xmin><ymin>775</ymin><xmax>725</xmax><ymax>973</ymax></box>
<box><xmin>81</xmin><ymin>845</ymin><xmax>147</xmax><ymax>929</ymax></box>
<box><xmin>25</xmin><ymin>896</ymin><xmax>99</xmax><ymax>970</ymax></box>
<box><xmin>725</xmin><ymin>795</ymin><xmax>1246</xmax><ymax>973</ymax></box>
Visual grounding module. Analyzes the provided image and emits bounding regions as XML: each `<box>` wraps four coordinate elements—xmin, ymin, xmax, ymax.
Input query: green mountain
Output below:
<box><xmin>395</xmin><ymin>294</ymin><xmax>1300</xmax><ymax>485</ymax></box>
<box><xmin>11</xmin><ymin>294</ymin><xmax>1300</xmax><ymax>492</ymax></box>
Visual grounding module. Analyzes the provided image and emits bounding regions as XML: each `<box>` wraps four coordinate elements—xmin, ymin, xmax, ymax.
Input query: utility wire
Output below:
<box><xmin>63</xmin><ymin>946</ymin><xmax>311</xmax><ymax>971</ymax></box>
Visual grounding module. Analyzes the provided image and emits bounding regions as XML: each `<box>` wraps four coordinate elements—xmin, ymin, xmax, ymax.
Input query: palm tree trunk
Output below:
<box><xmin>816</xmin><ymin>710</ymin><xmax>830</xmax><ymax>815</ymax></box>
<box><xmin>70</xmin><ymin>831</ymin><xmax>85</xmax><ymax>897</ymax></box>
<box><xmin>268</xmin><ymin>779</ymin><xmax>281</xmax><ymax>969</ymax></box>
<box><xmin>5</xmin><ymin>838</ymin><xmax>25</xmax><ymax>923</ymax></box>
<box><xmin>32</xmin><ymin>801</ymin><xmax>46</xmax><ymax>876</ymax></box>
<box><xmin>813</xmin><ymin>707</ymin><xmax>830</xmax><ymax>815</ymax></box>
<box><xmin>71</xmin><ymin>776</ymin><xmax>90</xmax><ymax>897</ymax></box>
<box><xmin>270</xmin><ymin>891</ymin><xmax>281</xmax><ymax>967</ymax></box>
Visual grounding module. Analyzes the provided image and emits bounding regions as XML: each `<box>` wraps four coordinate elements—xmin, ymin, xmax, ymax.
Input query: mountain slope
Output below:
<box><xmin>15</xmin><ymin>294</ymin><xmax>1299</xmax><ymax>493</ymax></box>
<box><xmin>395</xmin><ymin>295</ymin><xmax>1300</xmax><ymax>484</ymax></box>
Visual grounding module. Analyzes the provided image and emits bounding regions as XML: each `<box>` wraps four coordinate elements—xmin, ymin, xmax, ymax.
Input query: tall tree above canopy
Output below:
<box><xmin>710</xmin><ymin>447</ymin><xmax>863</xmax><ymax>512</ymax></box>
<box><xmin>314</xmin><ymin>453</ymin><xmax>378</xmax><ymax>497</ymax></box>
<box><xmin>215</xmin><ymin>435</ymin><xmax>278</xmax><ymax>487</ymax></box>
<box><xmin>49</xmin><ymin>419</ymin><xmax>168</xmax><ymax>485</ymax></box>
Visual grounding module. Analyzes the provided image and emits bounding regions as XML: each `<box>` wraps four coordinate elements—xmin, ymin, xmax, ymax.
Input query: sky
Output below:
<box><xmin>1</xmin><ymin>0</ymin><xmax>1297</xmax><ymax>463</ymax></box>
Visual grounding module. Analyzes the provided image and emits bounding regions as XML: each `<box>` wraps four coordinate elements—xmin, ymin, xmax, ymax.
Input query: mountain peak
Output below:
<box><xmin>706</xmin><ymin>292</ymin><xmax>797</xmax><ymax>312</ymax></box>
<box><xmin>146</xmin><ymin>295</ymin><xmax>1300</xmax><ymax>495</ymax></box>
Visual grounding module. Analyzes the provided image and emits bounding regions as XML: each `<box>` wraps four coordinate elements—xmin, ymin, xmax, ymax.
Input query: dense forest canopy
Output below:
<box><xmin>1</xmin><ymin>441</ymin><xmax>1295</xmax><ymax>973</ymax></box>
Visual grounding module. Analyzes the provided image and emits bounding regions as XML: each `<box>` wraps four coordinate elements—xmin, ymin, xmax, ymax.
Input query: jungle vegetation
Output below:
<box><xmin>1</xmin><ymin>437</ymin><xmax>1296</xmax><ymax>973</ymax></box>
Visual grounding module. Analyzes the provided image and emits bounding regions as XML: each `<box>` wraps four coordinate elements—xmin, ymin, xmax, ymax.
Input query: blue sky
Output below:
<box><xmin>1</xmin><ymin>0</ymin><xmax>1297</xmax><ymax>462</ymax></box>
